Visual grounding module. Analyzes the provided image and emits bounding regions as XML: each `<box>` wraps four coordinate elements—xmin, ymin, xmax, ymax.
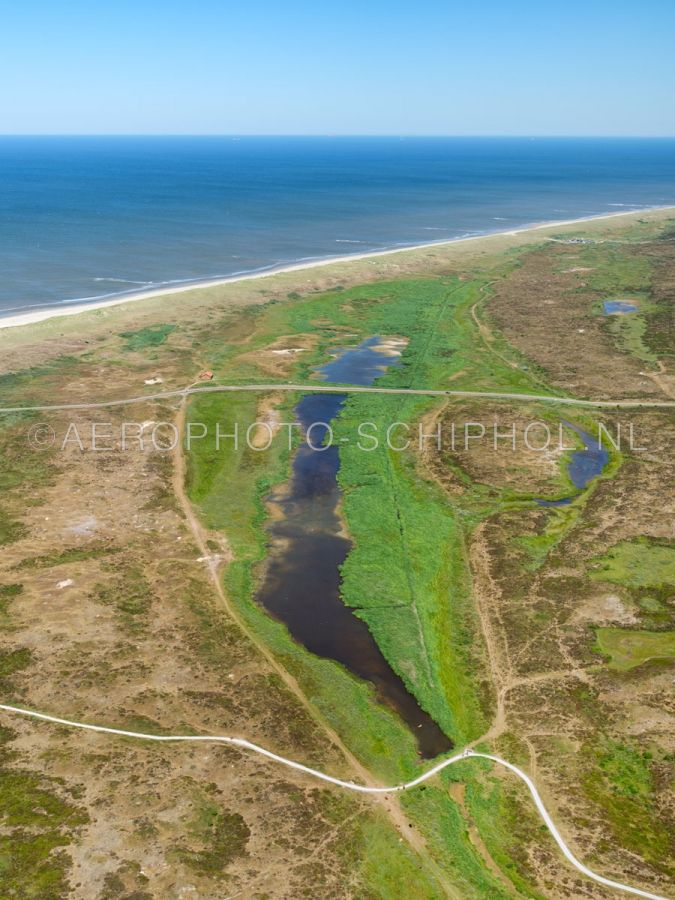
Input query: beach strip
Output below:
<box><xmin>1</xmin><ymin>206</ymin><xmax>673</xmax><ymax>332</ymax></box>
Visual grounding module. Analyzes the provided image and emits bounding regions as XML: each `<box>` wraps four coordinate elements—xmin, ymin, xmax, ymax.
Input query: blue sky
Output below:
<box><xmin>1</xmin><ymin>0</ymin><xmax>674</xmax><ymax>135</ymax></box>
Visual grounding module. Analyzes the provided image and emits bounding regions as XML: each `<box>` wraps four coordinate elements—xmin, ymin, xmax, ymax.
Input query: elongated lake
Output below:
<box><xmin>256</xmin><ymin>337</ymin><xmax>452</xmax><ymax>758</ymax></box>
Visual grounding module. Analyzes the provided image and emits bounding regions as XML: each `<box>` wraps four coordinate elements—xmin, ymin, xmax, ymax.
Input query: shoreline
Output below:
<box><xmin>1</xmin><ymin>205</ymin><xmax>673</xmax><ymax>332</ymax></box>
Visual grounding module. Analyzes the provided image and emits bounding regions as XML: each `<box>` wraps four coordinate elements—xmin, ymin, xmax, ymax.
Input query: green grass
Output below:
<box><xmin>594</xmin><ymin>628</ymin><xmax>675</xmax><ymax>671</ymax></box>
<box><xmin>597</xmin><ymin>740</ymin><xmax>654</xmax><ymax>798</ymax></box>
<box><xmin>119</xmin><ymin>323</ymin><xmax>177</xmax><ymax>351</ymax></box>
<box><xmin>589</xmin><ymin>538</ymin><xmax>675</xmax><ymax>589</ymax></box>
<box><xmin>461</xmin><ymin>771</ymin><xmax>547</xmax><ymax>898</ymax></box>
<box><xmin>605</xmin><ymin>305</ymin><xmax>659</xmax><ymax>364</ymax></box>
<box><xmin>357</xmin><ymin>813</ymin><xmax>445</xmax><ymax>899</ymax></box>
<box><xmin>337</xmin><ymin>394</ymin><xmax>488</xmax><ymax>744</ymax></box>
<box><xmin>401</xmin><ymin>779</ymin><xmax>528</xmax><ymax>899</ymax></box>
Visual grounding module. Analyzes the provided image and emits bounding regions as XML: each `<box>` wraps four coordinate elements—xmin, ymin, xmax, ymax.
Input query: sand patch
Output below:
<box><xmin>571</xmin><ymin>591</ymin><xmax>638</xmax><ymax>626</ymax></box>
<box><xmin>239</xmin><ymin>334</ymin><xmax>319</xmax><ymax>377</ymax></box>
<box><xmin>375</xmin><ymin>336</ymin><xmax>409</xmax><ymax>357</ymax></box>
<box><xmin>249</xmin><ymin>393</ymin><xmax>284</xmax><ymax>449</ymax></box>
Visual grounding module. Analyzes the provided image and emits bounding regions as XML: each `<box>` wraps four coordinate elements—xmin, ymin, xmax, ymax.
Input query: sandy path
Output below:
<box><xmin>2</xmin><ymin>381</ymin><xmax>675</xmax><ymax>416</ymax></box>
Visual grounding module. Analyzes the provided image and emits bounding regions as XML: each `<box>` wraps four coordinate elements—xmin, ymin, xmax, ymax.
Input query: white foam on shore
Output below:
<box><xmin>1</xmin><ymin>205</ymin><xmax>673</xmax><ymax>332</ymax></box>
<box><xmin>93</xmin><ymin>277</ymin><xmax>152</xmax><ymax>285</ymax></box>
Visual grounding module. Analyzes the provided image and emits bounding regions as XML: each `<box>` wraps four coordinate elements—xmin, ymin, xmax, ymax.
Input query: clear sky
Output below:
<box><xmin>2</xmin><ymin>0</ymin><xmax>674</xmax><ymax>135</ymax></box>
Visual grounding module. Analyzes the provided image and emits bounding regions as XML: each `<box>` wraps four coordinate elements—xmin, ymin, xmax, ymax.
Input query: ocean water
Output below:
<box><xmin>1</xmin><ymin>136</ymin><xmax>674</xmax><ymax>316</ymax></box>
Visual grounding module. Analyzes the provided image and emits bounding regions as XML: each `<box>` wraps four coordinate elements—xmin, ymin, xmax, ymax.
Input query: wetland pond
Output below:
<box><xmin>603</xmin><ymin>300</ymin><xmax>637</xmax><ymax>314</ymax></box>
<box><xmin>257</xmin><ymin>336</ymin><xmax>453</xmax><ymax>758</ymax></box>
<box><xmin>536</xmin><ymin>420</ymin><xmax>609</xmax><ymax>507</ymax></box>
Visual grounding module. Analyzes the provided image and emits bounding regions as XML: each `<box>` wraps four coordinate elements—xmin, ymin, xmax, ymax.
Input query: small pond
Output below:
<box><xmin>536</xmin><ymin>420</ymin><xmax>609</xmax><ymax>506</ymax></box>
<box><xmin>603</xmin><ymin>300</ymin><xmax>637</xmax><ymax>315</ymax></box>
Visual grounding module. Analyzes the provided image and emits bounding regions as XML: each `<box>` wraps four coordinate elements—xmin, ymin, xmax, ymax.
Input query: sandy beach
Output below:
<box><xmin>1</xmin><ymin>205</ymin><xmax>673</xmax><ymax>332</ymax></box>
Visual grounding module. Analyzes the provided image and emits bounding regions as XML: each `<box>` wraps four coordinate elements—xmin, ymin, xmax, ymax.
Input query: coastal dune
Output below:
<box><xmin>1</xmin><ymin>206</ymin><xmax>673</xmax><ymax>332</ymax></box>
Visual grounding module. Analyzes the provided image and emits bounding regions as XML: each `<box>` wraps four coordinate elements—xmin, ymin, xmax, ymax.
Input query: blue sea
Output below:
<box><xmin>1</xmin><ymin>136</ymin><xmax>674</xmax><ymax>316</ymax></box>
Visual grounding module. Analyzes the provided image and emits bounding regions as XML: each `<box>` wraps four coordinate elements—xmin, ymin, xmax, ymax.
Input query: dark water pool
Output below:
<box><xmin>535</xmin><ymin>496</ymin><xmax>574</xmax><ymax>508</ymax></box>
<box><xmin>536</xmin><ymin>420</ymin><xmax>609</xmax><ymax>506</ymax></box>
<box><xmin>256</xmin><ymin>337</ymin><xmax>453</xmax><ymax>758</ymax></box>
<box><xmin>564</xmin><ymin>420</ymin><xmax>610</xmax><ymax>489</ymax></box>
<box><xmin>603</xmin><ymin>300</ymin><xmax>637</xmax><ymax>314</ymax></box>
<box><xmin>318</xmin><ymin>335</ymin><xmax>401</xmax><ymax>384</ymax></box>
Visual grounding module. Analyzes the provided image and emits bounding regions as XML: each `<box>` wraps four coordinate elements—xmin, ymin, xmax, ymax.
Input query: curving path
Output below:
<box><xmin>1</xmin><ymin>382</ymin><xmax>675</xmax><ymax>415</ymax></box>
<box><xmin>0</xmin><ymin>703</ymin><xmax>667</xmax><ymax>900</ymax></box>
